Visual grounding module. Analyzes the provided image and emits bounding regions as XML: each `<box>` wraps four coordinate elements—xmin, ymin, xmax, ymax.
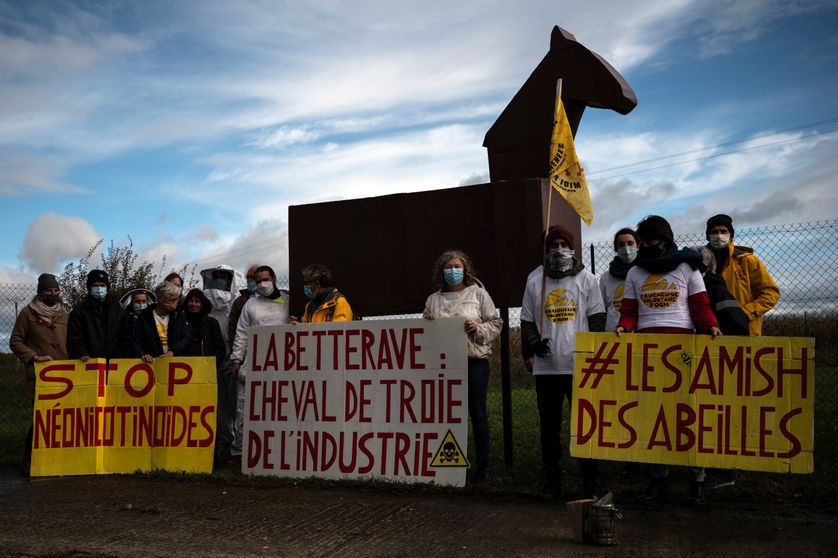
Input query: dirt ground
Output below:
<box><xmin>0</xmin><ymin>467</ymin><xmax>835</xmax><ymax>558</ymax></box>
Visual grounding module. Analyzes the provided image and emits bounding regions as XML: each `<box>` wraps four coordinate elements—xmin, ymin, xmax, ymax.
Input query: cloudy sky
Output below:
<box><xmin>2</xmin><ymin>0</ymin><xmax>837</xmax><ymax>283</ymax></box>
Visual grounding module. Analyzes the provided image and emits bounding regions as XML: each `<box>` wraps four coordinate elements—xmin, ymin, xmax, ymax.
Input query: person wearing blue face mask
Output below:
<box><xmin>423</xmin><ymin>250</ymin><xmax>503</xmax><ymax>482</ymax></box>
<box><xmin>67</xmin><ymin>269</ymin><xmax>129</xmax><ymax>361</ymax></box>
<box><xmin>294</xmin><ymin>264</ymin><xmax>354</xmax><ymax>323</ymax></box>
<box><xmin>599</xmin><ymin>228</ymin><xmax>639</xmax><ymax>333</ymax></box>
<box><xmin>227</xmin><ymin>264</ymin><xmax>260</xmax><ymax>349</ymax></box>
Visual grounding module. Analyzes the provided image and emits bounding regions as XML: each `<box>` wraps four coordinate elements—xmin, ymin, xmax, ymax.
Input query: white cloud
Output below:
<box><xmin>252</xmin><ymin>126</ymin><xmax>321</xmax><ymax>149</ymax></box>
<box><xmin>18</xmin><ymin>212</ymin><xmax>100</xmax><ymax>272</ymax></box>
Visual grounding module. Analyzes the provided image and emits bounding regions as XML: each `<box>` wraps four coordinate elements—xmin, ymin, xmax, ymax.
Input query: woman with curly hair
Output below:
<box><xmin>423</xmin><ymin>250</ymin><xmax>503</xmax><ymax>481</ymax></box>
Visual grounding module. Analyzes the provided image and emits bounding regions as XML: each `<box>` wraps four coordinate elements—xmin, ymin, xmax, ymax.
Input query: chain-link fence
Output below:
<box><xmin>2</xmin><ymin>221</ymin><xmax>835</xmax><ymax>492</ymax></box>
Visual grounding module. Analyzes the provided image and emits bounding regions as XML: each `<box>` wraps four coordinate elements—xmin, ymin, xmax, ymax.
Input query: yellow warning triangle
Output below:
<box><xmin>429</xmin><ymin>429</ymin><xmax>470</xmax><ymax>468</ymax></box>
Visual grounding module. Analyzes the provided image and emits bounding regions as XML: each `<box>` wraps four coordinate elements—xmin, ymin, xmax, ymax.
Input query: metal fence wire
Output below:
<box><xmin>1</xmin><ymin>221</ymin><xmax>836</xmax><ymax>487</ymax></box>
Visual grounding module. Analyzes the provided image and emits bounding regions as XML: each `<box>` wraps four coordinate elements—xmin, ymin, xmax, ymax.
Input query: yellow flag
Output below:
<box><xmin>549</xmin><ymin>94</ymin><xmax>593</xmax><ymax>225</ymax></box>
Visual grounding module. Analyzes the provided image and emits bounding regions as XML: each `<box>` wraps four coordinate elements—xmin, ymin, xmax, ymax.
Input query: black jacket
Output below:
<box><xmin>703</xmin><ymin>271</ymin><xmax>750</xmax><ymax>336</ymax></box>
<box><xmin>67</xmin><ymin>296</ymin><xmax>128</xmax><ymax>359</ymax></box>
<box><xmin>183</xmin><ymin>289</ymin><xmax>227</xmax><ymax>363</ymax></box>
<box><xmin>131</xmin><ymin>305</ymin><xmax>191</xmax><ymax>357</ymax></box>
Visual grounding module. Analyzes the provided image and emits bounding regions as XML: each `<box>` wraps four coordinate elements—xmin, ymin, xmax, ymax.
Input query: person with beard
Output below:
<box><xmin>600</xmin><ymin>228</ymin><xmax>639</xmax><ymax>332</ymax></box>
<box><xmin>521</xmin><ymin>225</ymin><xmax>606</xmax><ymax>500</ymax></box>
<box><xmin>229</xmin><ymin>265</ymin><xmax>290</xmax><ymax>465</ymax></box>
<box><xmin>67</xmin><ymin>270</ymin><xmax>128</xmax><ymax>360</ymax></box>
<box><xmin>131</xmin><ymin>281</ymin><xmax>191</xmax><ymax>362</ymax></box>
<box><xmin>705</xmin><ymin>214</ymin><xmax>779</xmax><ymax>336</ymax></box>
<box><xmin>616</xmin><ymin>215</ymin><xmax>721</xmax><ymax>504</ymax></box>
<box><xmin>9</xmin><ymin>273</ymin><xmax>69</xmax><ymax>476</ymax></box>
<box><xmin>183</xmin><ymin>288</ymin><xmax>230</xmax><ymax>463</ymax></box>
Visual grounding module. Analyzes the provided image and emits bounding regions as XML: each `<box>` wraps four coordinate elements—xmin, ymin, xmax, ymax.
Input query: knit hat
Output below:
<box><xmin>706</xmin><ymin>214</ymin><xmax>734</xmax><ymax>240</ymax></box>
<box><xmin>544</xmin><ymin>225</ymin><xmax>576</xmax><ymax>251</ymax></box>
<box><xmin>37</xmin><ymin>273</ymin><xmax>59</xmax><ymax>292</ymax></box>
<box><xmin>86</xmin><ymin>269</ymin><xmax>110</xmax><ymax>288</ymax></box>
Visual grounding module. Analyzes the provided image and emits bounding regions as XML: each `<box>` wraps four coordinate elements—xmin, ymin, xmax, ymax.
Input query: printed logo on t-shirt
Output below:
<box><xmin>612</xmin><ymin>282</ymin><xmax>625</xmax><ymax>312</ymax></box>
<box><xmin>545</xmin><ymin>288</ymin><xmax>577</xmax><ymax>323</ymax></box>
<box><xmin>639</xmin><ymin>274</ymin><xmax>680</xmax><ymax>309</ymax></box>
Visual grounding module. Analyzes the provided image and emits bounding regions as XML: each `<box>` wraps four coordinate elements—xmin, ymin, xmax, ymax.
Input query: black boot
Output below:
<box><xmin>642</xmin><ymin>477</ymin><xmax>667</xmax><ymax>502</ymax></box>
<box><xmin>689</xmin><ymin>481</ymin><xmax>706</xmax><ymax>504</ymax></box>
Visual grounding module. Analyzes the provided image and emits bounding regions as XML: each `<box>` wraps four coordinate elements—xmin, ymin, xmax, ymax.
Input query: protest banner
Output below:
<box><xmin>32</xmin><ymin>357</ymin><xmax>217</xmax><ymax>476</ymax></box>
<box><xmin>243</xmin><ymin>318</ymin><xmax>470</xmax><ymax>486</ymax></box>
<box><xmin>571</xmin><ymin>333</ymin><xmax>814</xmax><ymax>473</ymax></box>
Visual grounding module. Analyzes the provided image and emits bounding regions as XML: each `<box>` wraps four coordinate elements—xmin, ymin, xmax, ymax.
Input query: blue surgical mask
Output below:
<box><xmin>133</xmin><ymin>302</ymin><xmax>147</xmax><ymax>313</ymax></box>
<box><xmin>617</xmin><ymin>245</ymin><xmax>637</xmax><ymax>263</ymax></box>
<box><xmin>90</xmin><ymin>286</ymin><xmax>107</xmax><ymax>301</ymax></box>
<box><xmin>247</xmin><ymin>281</ymin><xmax>257</xmax><ymax>294</ymax></box>
<box><xmin>443</xmin><ymin>267</ymin><xmax>464</xmax><ymax>286</ymax></box>
<box><xmin>304</xmin><ymin>285</ymin><xmax>316</xmax><ymax>300</ymax></box>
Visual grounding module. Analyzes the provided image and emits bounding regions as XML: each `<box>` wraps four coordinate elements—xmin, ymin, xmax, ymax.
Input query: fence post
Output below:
<box><xmin>590</xmin><ymin>243</ymin><xmax>596</xmax><ymax>275</ymax></box>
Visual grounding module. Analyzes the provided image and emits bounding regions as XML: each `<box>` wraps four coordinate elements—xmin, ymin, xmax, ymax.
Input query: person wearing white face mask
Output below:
<box><xmin>599</xmin><ymin>228</ymin><xmax>639</xmax><ymax>332</ymax></box>
<box><xmin>229</xmin><ymin>265</ymin><xmax>290</xmax><ymax>466</ymax></box>
<box><xmin>68</xmin><ymin>269</ymin><xmax>128</xmax><ymax>361</ymax></box>
<box><xmin>706</xmin><ymin>214</ymin><xmax>779</xmax><ymax>336</ymax></box>
<box><xmin>520</xmin><ymin>225</ymin><xmax>606</xmax><ymax>499</ymax></box>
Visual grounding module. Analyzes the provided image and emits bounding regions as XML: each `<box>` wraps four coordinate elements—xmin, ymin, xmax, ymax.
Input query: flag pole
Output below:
<box><xmin>539</xmin><ymin>78</ymin><xmax>563</xmax><ymax>340</ymax></box>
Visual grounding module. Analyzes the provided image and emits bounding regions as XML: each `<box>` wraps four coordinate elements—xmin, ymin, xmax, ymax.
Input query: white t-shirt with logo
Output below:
<box><xmin>623</xmin><ymin>262</ymin><xmax>706</xmax><ymax>331</ymax></box>
<box><xmin>599</xmin><ymin>272</ymin><xmax>626</xmax><ymax>333</ymax></box>
<box><xmin>521</xmin><ymin>267</ymin><xmax>605</xmax><ymax>375</ymax></box>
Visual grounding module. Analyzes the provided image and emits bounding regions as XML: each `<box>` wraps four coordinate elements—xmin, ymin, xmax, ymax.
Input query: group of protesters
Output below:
<box><xmin>517</xmin><ymin>213</ymin><xmax>778</xmax><ymax>503</ymax></box>
<box><xmin>9</xmin><ymin>262</ymin><xmax>353</xmax><ymax>476</ymax></box>
<box><xmin>9</xmin><ymin>212</ymin><xmax>779</xmax><ymax>504</ymax></box>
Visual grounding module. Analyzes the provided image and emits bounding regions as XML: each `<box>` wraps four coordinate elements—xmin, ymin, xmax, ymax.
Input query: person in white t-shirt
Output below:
<box><xmin>599</xmin><ymin>227</ymin><xmax>639</xmax><ymax>333</ymax></box>
<box><xmin>521</xmin><ymin>225</ymin><xmax>606</xmax><ymax>499</ymax></box>
<box><xmin>616</xmin><ymin>215</ymin><xmax>720</xmax><ymax>504</ymax></box>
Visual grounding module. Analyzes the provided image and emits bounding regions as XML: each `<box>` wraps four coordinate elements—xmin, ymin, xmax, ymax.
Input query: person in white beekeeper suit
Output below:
<box><xmin>199</xmin><ymin>264</ymin><xmax>242</xmax><ymax>465</ymax></box>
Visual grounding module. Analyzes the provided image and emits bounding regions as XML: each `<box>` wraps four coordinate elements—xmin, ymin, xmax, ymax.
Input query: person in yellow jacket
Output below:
<box><xmin>706</xmin><ymin>214</ymin><xmax>780</xmax><ymax>336</ymax></box>
<box><xmin>298</xmin><ymin>264</ymin><xmax>354</xmax><ymax>323</ymax></box>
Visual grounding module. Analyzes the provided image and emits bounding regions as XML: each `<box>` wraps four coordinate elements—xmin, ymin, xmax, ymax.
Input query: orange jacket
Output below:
<box><xmin>717</xmin><ymin>242</ymin><xmax>780</xmax><ymax>336</ymax></box>
<box><xmin>302</xmin><ymin>288</ymin><xmax>354</xmax><ymax>323</ymax></box>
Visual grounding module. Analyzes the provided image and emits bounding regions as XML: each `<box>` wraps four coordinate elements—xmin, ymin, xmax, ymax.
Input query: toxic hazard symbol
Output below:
<box><xmin>429</xmin><ymin>430</ymin><xmax>470</xmax><ymax>468</ymax></box>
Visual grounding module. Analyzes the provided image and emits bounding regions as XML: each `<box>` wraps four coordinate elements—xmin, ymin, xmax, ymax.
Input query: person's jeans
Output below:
<box><xmin>468</xmin><ymin>358</ymin><xmax>491</xmax><ymax>472</ymax></box>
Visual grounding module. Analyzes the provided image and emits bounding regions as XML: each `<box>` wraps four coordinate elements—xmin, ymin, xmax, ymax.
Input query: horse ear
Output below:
<box><xmin>550</xmin><ymin>25</ymin><xmax>576</xmax><ymax>50</ymax></box>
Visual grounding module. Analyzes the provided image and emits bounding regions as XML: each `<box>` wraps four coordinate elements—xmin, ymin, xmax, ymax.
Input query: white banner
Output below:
<box><xmin>243</xmin><ymin>318</ymin><xmax>470</xmax><ymax>486</ymax></box>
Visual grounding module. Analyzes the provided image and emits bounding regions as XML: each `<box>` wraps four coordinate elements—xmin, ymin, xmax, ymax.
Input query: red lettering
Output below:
<box><xmin>167</xmin><ymin>362</ymin><xmax>192</xmax><ymax>396</ymax></box>
<box><xmin>125</xmin><ymin>363</ymin><xmax>155</xmax><ymax>398</ymax></box>
<box><xmin>777</xmin><ymin>408</ymin><xmax>803</xmax><ymax>459</ymax></box>
<box><xmin>37</xmin><ymin>363</ymin><xmax>75</xmax><ymax>400</ymax></box>
<box><xmin>660</xmin><ymin>345</ymin><xmax>683</xmax><ymax>393</ymax></box>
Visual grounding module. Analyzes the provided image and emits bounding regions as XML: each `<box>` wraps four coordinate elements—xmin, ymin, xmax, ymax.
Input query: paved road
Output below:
<box><xmin>1</xmin><ymin>468</ymin><xmax>835</xmax><ymax>557</ymax></box>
